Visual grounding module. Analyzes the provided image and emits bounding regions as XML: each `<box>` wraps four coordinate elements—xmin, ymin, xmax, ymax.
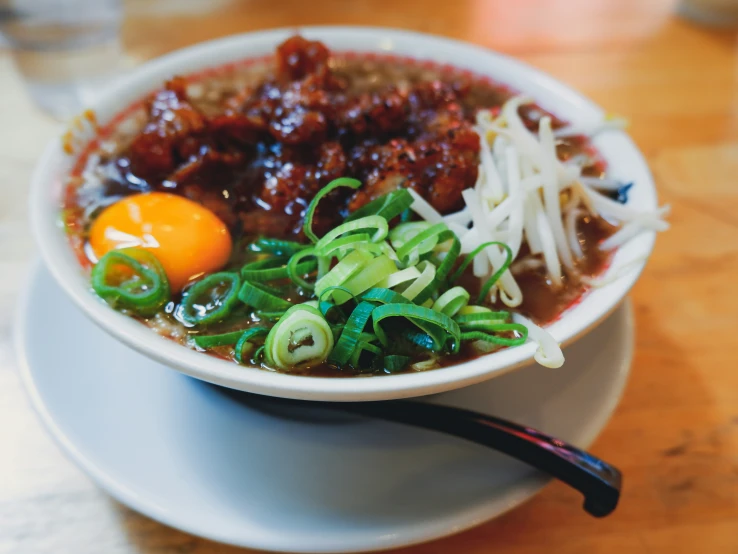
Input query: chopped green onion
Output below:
<box><xmin>251</xmin><ymin>238</ymin><xmax>309</xmax><ymax>256</ymax></box>
<box><xmin>314</xmin><ymin>215</ymin><xmax>389</xmax><ymax>250</ymax></box>
<box><xmin>449</xmin><ymin>241</ymin><xmax>501</xmax><ymax>282</ymax></box>
<box><xmin>328</xmin><ymin>301</ymin><xmax>376</xmax><ymax>366</ymax></box>
<box><xmin>240</xmin><ymin>256</ymin><xmax>289</xmax><ymax>281</ymax></box>
<box><xmin>241</xmin><ymin>255</ymin><xmax>317</xmax><ymax>283</ymax></box>
<box><xmin>317</xmin><ymin>255</ymin><xmax>331</xmax><ymax>279</ymax></box>
<box><xmin>361</xmin><ymin>287</ymin><xmax>411</xmax><ymax>305</ymax></box>
<box><xmin>319</xmin><ymin>286</ymin><xmax>357</xmax><ymax>305</ymax></box>
<box><xmin>383</xmin><ymin>354</ymin><xmax>410</xmax><ymax>373</ymax></box>
<box><xmin>314</xmin><ymin>249</ymin><xmax>374</xmax><ymax>298</ymax></box>
<box><xmin>303</xmin><ymin>177</ymin><xmax>362</xmax><ymax>243</ymax></box>
<box><xmin>389</xmin><ymin>221</ymin><xmax>433</xmax><ymax>251</ymax></box>
<box><xmin>411</xmin><ymin>231</ymin><xmax>460</xmax><ymax>305</ymax></box>
<box><xmin>395</xmin><ymin>222</ymin><xmax>450</xmax><ymax>264</ymax></box>
<box><xmin>371</xmin><ymin>303</ymin><xmax>460</xmax><ymax>353</ymax></box>
<box><xmin>349</xmin><ymin>335</ymin><xmax>383</xmax><ymax>368</ymax></box>
<box><xmin>377</xmin><ymin>241</ymin><xmax>401</xmax><ymax>263</ymax></box>
<box><xmin>91</xmin><ymin>248</ymin><xmax>170</xmax><ymax>315</ymax></box>
<box><xmin>255</xmin><ymin>309</ymin><xmax>287</xmax><ymax>320</ymax></box>
<box><xmin>252</xmin><ymin>345</ymin><xmax>266</xmax><ymax>363</ymax></box>
<box><xmin>464</xmin><ymin>323</ymin><xmax>524</xmax><ymax>335</ymax></box>
<box><xmin>457</xmin><ymin>305</ymin><xmax>494</xmax><ymax>315</ymax></box>
<box><xmin>450</xmin><ymin>241</ymin><xmax>514</xmax><ymax>304</ymax></box>
<box><xmin>336</xmin><ymin>240</ymin><xmax>387</xmax><ymax>258</ymax></box>
<box><xmin>400</xmin><ymin>260</ymin><xmax>436</xmax><ymax>301</ymax></box>
<box><xmin>401</xmin><ymin>329</ymin><xmax>437</xmax><ymax>351</ymax></box>
<box><xmin>238</xmin><ymin>280</ymin><xmax>293</xmax><ymax>311</ymax></box>
<box><xmin>332</xmin><ymin>254</ymin><xmax>397</xmax><ymax>304</ymax></box>
<box><xmin>476</xmin><ymin>242</ymin><xmax>513</xmax><ymax>303</ymax></box>
<box><xmin>264</xmin><ymin>304</ymin><xmax>334</xmax><ymax>370</ymax></box>
<box><xmin>461</xmin><ymin>326</ymin><xmax>527</xmax><ymax>347</ymax></box>
<box><xmin>286</xmin><ymin>248</ymin><xmax>319</xmax><ymax>289</ymax></box>
<box><xmin>376</xmin><ymin>266</ymin><xmax>421</xmax><ymax>289</ymax></box>
<box><xmin>455</xmin><ymin>310</ymin><xmax>511</xmax><ymax>329</ymax></box>
<box><xmin>181</xmin><ymin>272</ymin><xmax>241</xmax><ymax>325</ymax></box>
<box><xmin>314</xmin><ymin>233</ymin><xmax>371</xmax><ymax>258</ymax></box>
<box><xmin>316</xmin><ymin>286</ymin><xmax>355</xmax><ymax>322</ymax></box>
<box><xmin>432</xmin><ymin>286</ymin><xmax>470</xmax><ymax>317</ymax></box>
<box><xmin>194</xmin><ymin>330</ymin><xmax>246</xmax><ymax>348</ymax></box>
<box><xmin>235</xmin><ymin>327</ymin><xmax>269</xmax><ymax>363</ymax></box>
<box><xmin>346</xmin><ymin>189</ymin><xmax>414</xmax><ymax>223</ymax></box>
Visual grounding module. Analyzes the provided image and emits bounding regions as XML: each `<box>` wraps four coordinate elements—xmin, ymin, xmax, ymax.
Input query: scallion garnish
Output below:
<box><xmin>303</xmin><ymin>177</ymin><xmax>362</xmax><ymax>243</ymax></box>
<box><xmin>264</xmin><ymin>304</ymin><xmax>335</xmax><ymax>370</ymax></box>
<box><xmin>234</xmin><ymin>327</ymin><xmax>270</xmax><ymax>364</ymax></box>
<box><xmin>238</xmin><ymin>280</ymin><xmax>293</xmax><ymax>311</ymax></box>
<box><xmin>181</xmin><ymin>271</ymin><xmax>241</xmax><ymax>325</ymax></box>
<box><xmin>91</xmin><ymin>248</ymin><xmax>170</xmax><ymax>316</ymax></box>
<box><xmin>99</xmin><ymin>181</ymin><xmax>542</xmax><ymax>372</ymax></box>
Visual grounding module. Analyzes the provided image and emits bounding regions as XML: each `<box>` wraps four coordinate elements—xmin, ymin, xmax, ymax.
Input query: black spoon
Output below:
<box><xmin>217</xmin><ymin>389</ymin><xmax>622</xmax><ymax>517</ymax></box>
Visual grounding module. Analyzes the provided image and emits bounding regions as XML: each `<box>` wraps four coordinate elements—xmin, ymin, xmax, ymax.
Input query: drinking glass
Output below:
<box><xmin>0</xmin><ymin>0</ymin><xmax>124</xmax><ymax>118</ymax></box>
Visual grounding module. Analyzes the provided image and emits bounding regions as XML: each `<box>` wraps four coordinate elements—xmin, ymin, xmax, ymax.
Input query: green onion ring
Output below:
<box><xmin>250</xmin><ymin>238</ymin><xmax>309</xmax><ymax>256</ymax></box>
<box><xmin>461</xmin><ymin>327</ymin><xmax>527</xmax><ymax>347</ymax></box>
<box><xmin>252</xmin><ymin>345</ymin><xmax>266</xmax><ymax>363</ymax></box>
<box><xmin>361</xmin><ymin>287</ymin><xmax>411</xmax><ymax>305</ymax></box>
<box><xmin>314</xmin><ymin>215</ymin><xmax>389</xmax><ymax>250</ymax></box>
<box><xmin>91</xmin><ymin>248</ymin><xmax>170</xmax><ymax>315</ymax></box>
<box><xmin>314</xmin><ymin>233</ymin><xmax>371</xmax><ymax>258</ymax></box>
<box><xmin>432</xmin><ymin>286</ymin><xmax>470</xmax><ymax>317</ymax></box>
<box><xmin>395</xmin><ymin>223</ymin><xmax>448</xmax><ymax>263</ymax></box>
<box><xmin>264</xmin><ymin>304</ymin><xmax>334</xmax><ymax>370</ymax></box>
<box><xmin>238</xmin><ymin>280</ymin><xmax>293</xmax><ymax>311</ymax></box>
<box><xmin>349</xmin><ymin>338</ymin><xmax>383</xmax><ymax>368</ymax></box>
<box><xmin>255</xmin><ymin>309</ymin><xmax>287</xmax><ymax>320</ymax></box>
<box><xmin>328</xmin><ymin>301</ymin><xmax>376</xmax><ymax>366</ymax></box>
<box><xmin>181</xmin><ymin>272</ymin><xmax>241</xmax><ymax>325</ymax></box>
<box><xmin>449</xmin><ymin>241</ymin><xmax>501</xmax><ymax>282</ymax></box>
<box><xmin>194</xmin><ymin>329</ymin><xmax>247</xmax><ymax>348</ymax></box>
<box><xmin>303</xmin><ymin>177</ymin><xmax>362</xmax><ymax>243</ymax></box>
<box><xmin>332</xmin><ymin>254</ymin><xmax>397</xmax><ymax>304</ymax></box>
<box><xmin>314</xmin><ymin>249</ymin><xmax>374</xmax><ymax>298</ymax></box>
<box><xmin>383</xmin><ymin>354</ymin><xmax>411</xmax><ymax>373</ymax></box>
<box><xmin>476</xmin><ymin>242</ymin><xmax>514</xmax><ymax>303</ymax></box>
<box><xmin>400</xmin><ymin>261</ymin><xmax>436</xmax><ymax>301</ymax></box>
<box><xmin>240</xmin><ymin>256</ymin><xmax>290</xmax><ymax>281</ymax></box>
<box><xmin>389</xmin><ymin>221</ymin><xmax>434</xmax><ymax>251</ymax></box>
<box><xmin>346</xmin><ymin>189</ymin><xmax>414</xmax><ymax>223</ymax></box>
<box><xmin>286</xmin><ymin>248</ymin><xmax>319</xmax><ymax>289</ymax></box>
<box><xmin>235</xmin><ymin>327</ymin><xmax>270</xmax><ymax>363</ymax></box>
<box><xmin>376</xmin><ymin>266</ymin><xmax>421</xmax><ymax>289</ymax></box>
<box><xmin>372</xmin><ymin>303</ymin><xmax>461</xmax><ymax>353</ymax></box>
<box><xmin>411</xmin><ymin>231</ymin><xmax>461</xmax><ymax>305</ymax></box>
<box><xmin>455</xmin><ymin>310</ymin><xmax>511</xmax><ymax>329</ymax></box>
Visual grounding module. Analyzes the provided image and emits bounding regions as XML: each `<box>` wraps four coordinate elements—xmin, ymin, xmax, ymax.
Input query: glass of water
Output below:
<box><xmin>0</xmin><ymin>0</ymin><xmax>124</xmax><ymax>119</ymax></box>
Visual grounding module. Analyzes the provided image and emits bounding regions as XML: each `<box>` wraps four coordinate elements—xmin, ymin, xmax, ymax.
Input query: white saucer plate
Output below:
<box><xmin>15</xmin><ymin>264</ymin><xmax>633</xmax><ymax>553</ymax></box>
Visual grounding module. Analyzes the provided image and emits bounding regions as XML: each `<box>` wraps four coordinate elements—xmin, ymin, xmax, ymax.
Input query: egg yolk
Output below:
<box><xmin>89</xmin><ymin>192</ymin><xmax>232</xmax><ymax>292</ymax></box>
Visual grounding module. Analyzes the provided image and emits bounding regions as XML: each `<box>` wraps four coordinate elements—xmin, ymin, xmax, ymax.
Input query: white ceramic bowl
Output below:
<box><xmin>29</xmin><ymin>26</ymin><xmax>658</xmax><ymax>401</ymax></box>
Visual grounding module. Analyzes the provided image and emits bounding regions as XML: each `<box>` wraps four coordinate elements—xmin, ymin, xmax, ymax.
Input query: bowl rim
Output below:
<box><xmin>29</xmin><ymin>25</ymin><xmax>659</xmax><ymax>401</ymax></box>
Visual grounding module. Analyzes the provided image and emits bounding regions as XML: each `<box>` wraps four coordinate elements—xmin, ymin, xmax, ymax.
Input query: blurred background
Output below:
<box><xmin>1</xmin><ymin>1</ymin><xmax>737</xmax><ymax>553</ymax></box>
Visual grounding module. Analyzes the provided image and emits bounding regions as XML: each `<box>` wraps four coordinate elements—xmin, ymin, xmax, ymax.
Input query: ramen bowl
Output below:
<box><xmin>29</xmin><ymin>26</ymin><xmax>659</xmax><ymax>401</ymax></box>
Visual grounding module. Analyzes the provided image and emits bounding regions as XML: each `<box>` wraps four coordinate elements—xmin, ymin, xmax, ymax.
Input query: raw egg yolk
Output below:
<box><xmin>89</xmin><ymin>192</ymin><xmax>232</xmax><ymax>292</ymax></box>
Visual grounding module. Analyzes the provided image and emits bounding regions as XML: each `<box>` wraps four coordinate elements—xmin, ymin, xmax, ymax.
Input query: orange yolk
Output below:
<box><xmin>89</xmin><ymin>192</ymin><xmax>232</xmax><ymax>291</ymax></box>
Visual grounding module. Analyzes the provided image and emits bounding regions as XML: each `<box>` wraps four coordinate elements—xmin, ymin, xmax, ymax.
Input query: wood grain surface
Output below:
<box><xmin>2</xmin><ymin>0</ymin><xmax>738</xmax><ymax>553</ymax></box>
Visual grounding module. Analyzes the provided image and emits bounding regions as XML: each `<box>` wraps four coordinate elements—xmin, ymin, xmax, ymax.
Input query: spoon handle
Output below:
<box><xmin>331</xmin><ymin>400</ymin><xmax>622</xmax><ymax>517</ymax></box>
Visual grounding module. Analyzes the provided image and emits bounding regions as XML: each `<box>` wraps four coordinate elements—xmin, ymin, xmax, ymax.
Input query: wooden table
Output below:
<box><xmin>2</xmin><ymin>0</ymin><xmax>738</xmax><ymax>552</ymax></box>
